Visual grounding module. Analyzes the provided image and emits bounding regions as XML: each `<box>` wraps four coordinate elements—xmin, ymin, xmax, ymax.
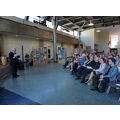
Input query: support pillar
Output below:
<box><xmin>52</xmin><ymin>16</ymin><xmax>57</xmax><ymax>62</ymax></box>
<box><xmin>78</xmin><ymin>28</ymin><xmax>81</xmax><ymax>54</ymax></box>
<box><xmin>21</xmin><ymin>45</ymin><xmax>24</xmax><ymax>62</ymax></box>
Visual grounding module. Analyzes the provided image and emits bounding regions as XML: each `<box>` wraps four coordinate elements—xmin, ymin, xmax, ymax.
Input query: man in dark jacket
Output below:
<box><xmin>9</xmin><ymin>48</ymin><xmax>19</xmax><ymax>78</ymax></box>
<box><xmin>75</xmin><ymin>56</ymin><xmax>95</xmax><ymax>80</ymax></box>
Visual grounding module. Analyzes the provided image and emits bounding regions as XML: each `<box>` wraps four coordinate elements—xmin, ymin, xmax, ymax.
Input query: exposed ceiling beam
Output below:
<box><xmin>62</xmin><ymin>22</ymin><xmax>73</xmax><ymax>26</ymax></box>
<box><xmin>61</xmin><ymin>16</ymin><xmax>80</xmax><ymax>29</ymax></box>
<box><xmin>74</xmin><ymin>20</ymin><xmax>86</xmax><ymax>25</ymax></box>
<box><xmin>61</xmin><ymin>25</ymin><xmax>73</xmax><ymax>31</ymax></box>
<box><xmin>71</xmin><ymin>20</ymin><xmax>119</xmax><ymax>30</ymax></box>
<box><xmin>57</xmin><ymin>16</ymin><xmax>74</xmax><ymax>22</ymax></box>
<box><xmin>55</xmin><ymin>16</ymin><xmax>120</xmax><ymax>31</ymax></box>
<box><xmin>71</xmin><ymin>26</ymin><xmax>79</xmax><ymax>29</ymax></box>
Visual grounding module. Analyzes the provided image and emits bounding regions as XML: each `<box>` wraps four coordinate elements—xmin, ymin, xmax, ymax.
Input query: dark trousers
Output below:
<box><xmin>93</xmin><ymin>74</ymin><xmax>110</xmax><ymax>92</ymax></box>
<box><xmin>77</xmin><ymin>66</ymin><xmax>85</xmax><ymax>77</ymax></box>
<box><xmin>72</xmin><ymin>63</ymin><xmax>78</xmax><ymax>72</ymax></box>
<box><xmin>64</xmin><ymin>61</ymin><xmax>69</xmax><ymax>68</ymax></box>
<box><xmin>11</xmin><ymin>65</ymin><xmax>17</xmax><ymax>77</ymax></box>
<box><xmin>93</xmin><ymin>74</ymin><xmax>101</xmax><ymax>89</ymax></box>
<box><xmin>81</xmin><ymin>68</ymin><xmax>93</xmax><ymax>81</ymax></box>
<box><xmin>100</xmin><ymin>77</ymin><xmax>110</xmax><ymax>92</ymax></box>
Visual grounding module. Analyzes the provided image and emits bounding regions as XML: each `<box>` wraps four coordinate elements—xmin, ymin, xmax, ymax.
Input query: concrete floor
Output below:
<box><xmin>0</xmin><ymin>63</ymin><xmax>120</xmax><ymax>105</ymax></box>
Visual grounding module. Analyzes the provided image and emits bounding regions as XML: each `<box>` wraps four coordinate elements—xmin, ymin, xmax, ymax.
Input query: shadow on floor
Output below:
<box><xmin>0</xmin><ymin>88</ymin><xmax>41</xmax><ymax>105</ymax></box>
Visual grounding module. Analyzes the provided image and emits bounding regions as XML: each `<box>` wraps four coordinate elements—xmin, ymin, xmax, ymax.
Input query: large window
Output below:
<box><xmin>46</xmin><ymin>20</ymin><xmax>53</xmax><ymax>29</ymax></box>
<box><xmin>110</xmin><ymin>35</ymin><xmax>118</xmax><ymax>48</ymax></box>
<box><xmin>16</xmin><ymin>16</ymin><xmax>25</xmax><ymax>19</ymax></box>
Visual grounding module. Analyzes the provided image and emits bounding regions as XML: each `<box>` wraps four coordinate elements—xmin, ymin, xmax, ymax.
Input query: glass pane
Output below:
<box><xmin>111</xmin><ymin>35</ymin><xmax>118</xmax><ymax>48</ymax></box>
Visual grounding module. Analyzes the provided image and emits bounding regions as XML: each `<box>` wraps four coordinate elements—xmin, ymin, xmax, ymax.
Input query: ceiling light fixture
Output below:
<box><xmin>96</xmin><ymin>29</ymin><xmax>101</xmax><ymax>32</ymax></box>
<box><xmin>89</xmin><ymin>20</ymin><xmax>94</xmax><ymax>26</ymax></box>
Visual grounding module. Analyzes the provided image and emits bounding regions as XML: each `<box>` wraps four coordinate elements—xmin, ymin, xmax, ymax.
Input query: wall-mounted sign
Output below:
<box><xmin>86</xmin><ymin>46</ymin><xmax>91</xmax><ymax>50</ymax></box>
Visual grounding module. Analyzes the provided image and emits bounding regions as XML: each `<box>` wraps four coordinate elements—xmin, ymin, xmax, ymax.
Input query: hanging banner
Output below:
<box><xmin>33</xmin><ymin>47</ymin><xmax>47</xmax><ymax>65</ymax></box>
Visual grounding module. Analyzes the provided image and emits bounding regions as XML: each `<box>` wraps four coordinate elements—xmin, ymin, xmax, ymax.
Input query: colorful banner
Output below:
<box><xmin>33</xmin><ymin>47</ymin><xmax>47</xmax><ymax>64</ymax></box>
<box><xmin>58</xmin><ymin>47</ymin><xmax>67</xmax><ymax>59</ymax></box>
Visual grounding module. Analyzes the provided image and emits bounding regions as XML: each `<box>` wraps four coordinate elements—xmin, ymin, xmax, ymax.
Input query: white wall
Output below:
<box><xmin>94</xmin><ymin>31</ymin><xmax>99</xmax><ymax>45</ymax></box>
<box><xmin>63</xmin><ymin>44</ymin><xmax>74</xmax><ymax>57</ymax></box>
<box><xmin>81</xmin><ymin>29</ymin><xmax>95</xmax><ymax>51</ymax></box>
<box><xmin>1</xmin><ymin>35</ymin><xmax>40</xmax><ymax>58</ymax></box>
<box><xmin>95</xmin><ymin>32</ymin><xmax>109</xmax><ymax>53</ymax></box>
<box><xmin>80</xmin><ymin>29</ymin><xmax>110</xmax><ymax>53</ymax></box>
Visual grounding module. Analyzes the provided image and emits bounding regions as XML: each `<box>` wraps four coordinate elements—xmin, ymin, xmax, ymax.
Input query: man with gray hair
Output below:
<box><xmin>9</xmin><ymin>48</ymin><xmax>19</xmax><ymax>78</ymax></box>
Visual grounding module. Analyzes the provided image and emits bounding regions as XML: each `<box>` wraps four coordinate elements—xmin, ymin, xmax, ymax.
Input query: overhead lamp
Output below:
<box><xmin>96</xmin><ymin>29</ymin><xmax>101</xmax><ymax>32</ymax></box>
<box><xmin>89</xmin><ymin>20</ymin><xmax>94</xmax><ymax>26</ymax></box>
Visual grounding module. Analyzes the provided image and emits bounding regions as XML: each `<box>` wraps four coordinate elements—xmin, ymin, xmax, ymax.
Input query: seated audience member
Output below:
<box><xmin>117</xmin><ymin>61</ymin><xmax>120</xmax><ymax>72</ymax></box>
<box><xmin>79</xmin><ymin>55</ymin><xmax>100</xmax><ymax>83</ymax></box>
<box><xmin>74</xmin><ymin>55</ymin><xmax>89</xmax><ymax>76</ymax></box>
<box><xmin>117</xmin><ymin>61</ymin><xmax>120</xmax><ymax>81</ymax></box>
<box><xmin>91</xmin><ymin>58</ymin><xmax>118</xmax><ymax>92</ymax></box>
<box><xmin>69</xmin><ymin>54</ymin><xmax>77</xmax><ymax>70</ymax></box>
<box><xmin>63</xmin><ymin>54</ymin><xmax>75</xmax><ymax>69</ymax></box>
<box><xmin>79</xmin><ymin>53</ymin><xmax>86</xmax><ymax>66</ymax></box>
<box><xmin>70</xmin><ymin>54</ymin><xmax>80</xmax><ymax>72</ymax></box>
<box><xmin>75</xmin><ymin>55</ymin><xmax>95</xmax><ymax>80</ymax></box>
<box><xmin>86</xmin><ymin>58</ymin><xmax>107</xmax><ymax>84</ymax></box>
<box><xmin>63</xmin><ymin>58</ymin><xmax>70</xmax><ymax>69</ymax></box>
<box><xmin>25</xmin><ymin>53</ymin><xmax>30</xmax><ymax>62</ymax></box>
<box><xmin>84</xmin><ymin>56</ymin><xmax>90</xmax><ymax>64</ymax></box>
<box><xmin>72</xmin><ymin>53</ymin><xmax>86</xmax><ymax>73</ymax></box>
<box><xmin>115</xmin><ymin>55</ymin><xmax>120</xmax><ymax>65</ymax></box>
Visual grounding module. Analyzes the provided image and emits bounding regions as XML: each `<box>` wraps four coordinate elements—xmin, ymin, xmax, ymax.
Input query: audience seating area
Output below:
<box><xmin>63</xmin><ymin>51</ymin><xmax>120</xmax><ymax>101</ymax></box>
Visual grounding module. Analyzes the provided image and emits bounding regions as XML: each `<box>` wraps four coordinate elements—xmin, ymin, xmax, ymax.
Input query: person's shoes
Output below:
<box><xmin>87</xmin><ymin>83</ymin><xmax>93</xmax><ymax>86</ymax></box>
<box><xmin>80</xmin><ymin>80</ymin><xmax>86</xmax><ymax>83</ymax></box>
<box><xmin>90</xmin><ymin>86</ymin><xmax>98</xmax><ymax>91</ymax></box>
<box><xmin>85</xmin><ymin>79</ymin><xmax>90</xmax><ymax>84</ymax></box>
<box><xmin>16</xmin><ymin>75</ymin><xmax>20</xmax><ymax>77</ymax></box>
<box><xmin>75</xmin><ymin>77</ymin><xmax>80</xmax><ymax>80</ymax></box>
<box><xmin>98</xmin><ymin>89</ymin><xmax>105</xmax><ymax>93</ymax></box>
<box><xmin>13</xmin><ymin>76</ymin><xmax>17</xmax><ymax>78</ymax></box>
<box><xmin>74</xmin><ymin>73</ymin><xmax>77</xmax><ymax>76</ymax></box>
<box><xmin>0</xmin><ymin>86</ymin><xmax>4</xmax><ymax>90</ymax></box>
<box><xmin>66</xmin><ymin>66</ymin><xmax>69</xmax><ymax>68</ymax></box>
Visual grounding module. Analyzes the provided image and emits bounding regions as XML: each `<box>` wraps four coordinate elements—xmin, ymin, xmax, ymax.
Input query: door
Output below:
<box><xmin>48</xmin><ymin>48</ymin><xmax>51</xmax><ymax>59</ymax></box>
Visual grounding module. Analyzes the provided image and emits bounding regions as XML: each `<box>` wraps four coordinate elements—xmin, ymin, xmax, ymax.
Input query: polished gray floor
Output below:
<box><xmin>0</xmin><ymin>63</ymin><xmax>120</xmax><ymax>105</ymax></box>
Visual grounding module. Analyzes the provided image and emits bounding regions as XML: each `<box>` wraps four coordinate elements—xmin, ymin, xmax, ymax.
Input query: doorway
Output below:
<box><xmin>48</xmin><ymin>48</ymin><xmax>51</xmax><ymax>59</ymax></box>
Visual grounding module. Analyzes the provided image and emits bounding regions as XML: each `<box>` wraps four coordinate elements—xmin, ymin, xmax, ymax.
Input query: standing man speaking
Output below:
<box><xmin>9</xmin><ymin>48</ymin><xmax>19</xmax><ymax>78</ymax></box>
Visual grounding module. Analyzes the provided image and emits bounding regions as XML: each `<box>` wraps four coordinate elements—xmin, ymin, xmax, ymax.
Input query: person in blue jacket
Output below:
<box><xmin>91</xmin><ymin>58</ymin><xmax>118</xmax><ymax>92</ymax></box>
